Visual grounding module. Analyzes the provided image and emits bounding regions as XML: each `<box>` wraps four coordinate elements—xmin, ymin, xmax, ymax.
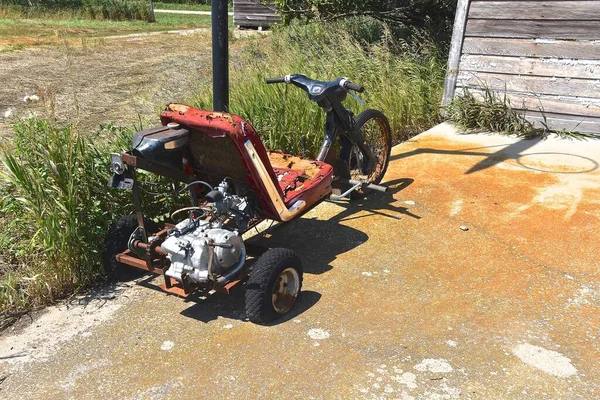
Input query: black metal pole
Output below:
<box><xmin>211</xmin><ymin>0</ymin><xmax>229</xmax><ymax>112</ymax></box>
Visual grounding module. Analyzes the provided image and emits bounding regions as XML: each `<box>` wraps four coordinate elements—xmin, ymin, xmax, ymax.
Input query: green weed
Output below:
<box><xmin>447</xmin><ymin>88</ymin><xmax>596</xmax><ymax>140</ymax></box>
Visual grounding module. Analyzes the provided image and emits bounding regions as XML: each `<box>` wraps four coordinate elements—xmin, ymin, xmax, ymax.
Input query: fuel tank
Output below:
<box><xmin>132</xmin><ymin>123</ymin><xmax>189</xmax><ymax>170</ymax></box>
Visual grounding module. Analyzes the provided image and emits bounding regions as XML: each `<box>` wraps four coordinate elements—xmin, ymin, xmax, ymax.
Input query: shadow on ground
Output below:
<box><xmin>392</xmin><ymin>137</ymin><xmax>599</xmax><ymax>175</ymax></box>
<box><xmin>332</xmin><ymin>178</ymin><xmax>420</xmax><ymax>223</ymax></box>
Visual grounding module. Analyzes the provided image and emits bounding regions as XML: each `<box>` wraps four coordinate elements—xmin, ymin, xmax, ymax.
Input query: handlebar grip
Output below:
<box><xmin>346</xmin><ymin>82</ymin><xmax>365</xmax><ymax>93</ymax></box>
<box><xmin>266</xmin><ymin>77</ymin><xmax>286</xmax><ymax>84</ymax></box>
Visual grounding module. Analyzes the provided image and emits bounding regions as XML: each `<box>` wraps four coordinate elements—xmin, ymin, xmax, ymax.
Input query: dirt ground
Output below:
<box><xmin>0</xmin><ymin>123</ymin><xmax>598</xmax><ymax>399</ymax></box>
<box><xmin>0</xmin><ymin>29</ymin><xmax>215</xmax><ymax>141</ymax></box>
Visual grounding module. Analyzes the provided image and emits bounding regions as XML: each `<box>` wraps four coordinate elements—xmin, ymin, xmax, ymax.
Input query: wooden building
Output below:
<box><xmin>443</xmin><ymin>0</ymin><xmax>600</xmax><ymax>135</ymax></box>
<box><xmin>233</xmin><ymin>0</ymin><xmax>281</xmax><ymax>29</ymax></box>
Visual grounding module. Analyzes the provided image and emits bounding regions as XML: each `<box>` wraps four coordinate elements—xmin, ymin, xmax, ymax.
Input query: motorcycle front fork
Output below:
<box><xmin>316</xmin><ymin>111</ymin><xmax>373</xmax><ymax>175</ymax></box>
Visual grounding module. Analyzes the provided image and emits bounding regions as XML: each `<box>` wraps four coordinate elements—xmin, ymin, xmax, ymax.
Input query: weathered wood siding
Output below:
<box><xmin>443</xmin><ymin>0</ymin><xmax>600</xmax><ymax>135</ymax></box>
<box><xmin>233</xmin><ymin>0</ymin><xmax>281</xmax><ymax>28</ymax></box>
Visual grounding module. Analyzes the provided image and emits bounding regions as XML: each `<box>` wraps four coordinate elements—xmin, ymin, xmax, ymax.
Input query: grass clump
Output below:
<box><xmin>0</xmin><ymin>118</ymin><xmax>175</xmax><ymax>327</ymax></box>
<box><xmin>447</xmin><ymin>88</ymin><xmax>595</xmax><ymax>140</ymax></box>
<box><xmin>446</xmin><ymin>88</ymin><xmax>543</xmax><ymax>139</ymax></box>
<box><xmin>0</xmin><ymin>119</ymin><xmax>127</xmax><ymax>325</ymax></box>
<box><xmin>193</xmin><ymin>20</ymin><xmax>446</xmax><ymax>156</ymax></box>
<box><xmin>82</xmin><ymin>0</ymin><xmax>153</xmax><ymax>22</ymax></box>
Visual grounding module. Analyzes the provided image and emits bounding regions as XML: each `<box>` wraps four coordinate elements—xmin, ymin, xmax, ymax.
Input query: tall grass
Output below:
<box><xmin>0</xmin><ymin>119</ymin><xmax>177</xmax><ymax>326</ymax></box>
<box><xmin>0</xmin><ymin>0</ymin><xmax>153</xmax><ymax>21</ymax></box>
<box><xmin>0</xmin><ymin>120</ymin><xmax>123</xmax><ymax>323</ymax></box>
<box><xmin>194</xmin><ymin>21</ymin><xmax>446</xmax><ymax>156</ymax></box>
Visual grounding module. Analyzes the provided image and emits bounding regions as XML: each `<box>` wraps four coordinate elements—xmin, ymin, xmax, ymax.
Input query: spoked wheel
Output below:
<box><xmin>348</xmin><ymin>109</ymin><xmax>392</xmax><ymax>199</ymax></box>
<box><xmin>245</xmin><ymin>248</ymin><xmax>303</xmax><ymax>324</ymax></box>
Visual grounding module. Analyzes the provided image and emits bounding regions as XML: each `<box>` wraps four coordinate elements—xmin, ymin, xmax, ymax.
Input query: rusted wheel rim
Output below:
<box><xmin>350</xmin><ymin>117</ymin><xmax>389</xmax><ymax>183</ymax></box>
<box><xmin>272</xmin><ymin>268</ymin><xmax>300</xmax><ymax>314</ymax></box>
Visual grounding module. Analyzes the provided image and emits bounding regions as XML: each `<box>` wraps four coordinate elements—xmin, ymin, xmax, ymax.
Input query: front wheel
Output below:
<box><xmin>349</xmin><ymin>109</ymin><xmax>392</xmax><ymax>198</ymax></box>
<box><xmin>245</xmin><ymin>248</ymin><xmax>303</xmax><ymax>324</ymax></box>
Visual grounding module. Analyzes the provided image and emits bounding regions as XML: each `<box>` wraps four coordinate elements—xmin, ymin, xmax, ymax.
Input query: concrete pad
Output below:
<box><xmin>1</xmin><ymin>123</ymin><xmax>599</xmax><ymax>399</ymax></box>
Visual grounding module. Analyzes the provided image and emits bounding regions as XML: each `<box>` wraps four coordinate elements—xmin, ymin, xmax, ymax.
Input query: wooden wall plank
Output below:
<box><xmin>466</xmin><ymin>20</ymin><xmax>600</xmax><ymax>40</ymax></box>
<box><xmin>446</xmin><ymin>0</ymin><xmax>600</xmax><ymax>134</ymax></box>
<box><xmin>527</xmin><ymin>113</ymin><xmax>600</xmax><ymax>134</ymax></box>
<box><xmin>442</xmin><ymin>0</ymin><xmax>472</xmax><ymax>106</ymax></box>
<box><xmin>469</xmin><ymin>1</ymin><xmax>600</xmax><ymax>20</ymax></box>
<box><xmin>463</xmin><ymin>89</ymin><xmax>600</xmax><ymax>118</ymax></box>
<box><xmin>233</xmin><ymin>0</ymin><xmax>280</xmax><ymax>26</ymax></box>
<box><xmin>457</xmin><ymin>71</ymin><xmax>600</xmax><ymax>98</ymax></box>
<box><xmin>462</xmin><ymin>37</ymin><xmax>600</xmax><ymax>60</ymax></box>
<box><xmin>460</xmin><ymin>55</ymin><xmax>600</xmax><ymax>79</ymax></box>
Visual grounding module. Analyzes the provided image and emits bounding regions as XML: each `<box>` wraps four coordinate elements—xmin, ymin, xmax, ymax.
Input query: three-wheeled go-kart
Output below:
<box><xmin>105</xmin><ymin>74</ymin><xmax>392</xmax><ymax>323</ymax></box>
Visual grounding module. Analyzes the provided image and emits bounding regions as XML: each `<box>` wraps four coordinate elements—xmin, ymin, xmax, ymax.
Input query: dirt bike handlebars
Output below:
<box><xmin>265</xmin><ymin>77</ymin><xmax>286</xmax><ymax>84</ymax></box>
<box><xmin>266</xmin><ymin>74</ymin><xmax>365</xmax><ymax>94</ymax></box>
<box><xmin>339</xmin><ymin>78</ymin><xmax>365</xmax><ymax>93</ymax></box>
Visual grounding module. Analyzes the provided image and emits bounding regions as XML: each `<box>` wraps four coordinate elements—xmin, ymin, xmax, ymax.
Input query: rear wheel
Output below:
<box><xmin>245</xmin><ymin>248</ymin><xmax>303</xmax><ymax>324</ymax></box>
<box><xmin>349</xmin><ymin>109</ymin><xmax>392</xmax><ymax>198</ymax></box>
<box><xmin>103</xmin><ymin>215</ymin><xmax>159</xmax><ymax>281</ymax></box>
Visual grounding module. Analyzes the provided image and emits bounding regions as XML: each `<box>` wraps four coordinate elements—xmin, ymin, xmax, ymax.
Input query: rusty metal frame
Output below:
<box><xmin>120</xmin><ymin>151</ymin><xmax>191</xmax><ymax>273</ymax></box>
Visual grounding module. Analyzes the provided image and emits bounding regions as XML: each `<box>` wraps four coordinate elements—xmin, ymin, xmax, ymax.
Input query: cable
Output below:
<box><xmin>170</xmin><ymin>207</ymin><xmax>205</xmax><ymax>221</ymax></box>
<box><xmin>178</xmin><ymin>180</ymin><xmax>214</xmax><ymax>194</ymax></box>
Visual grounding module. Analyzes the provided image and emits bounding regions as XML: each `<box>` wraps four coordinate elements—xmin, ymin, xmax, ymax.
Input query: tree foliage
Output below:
<box><xmin>271</xmin><ymin>0</ymin><xmax>457</xmax><ymax>49</ymax></box>
<box><xmin>273</xmin><ymin>0</ymin><xmax>456</xmax><ymax>27</ymax></box>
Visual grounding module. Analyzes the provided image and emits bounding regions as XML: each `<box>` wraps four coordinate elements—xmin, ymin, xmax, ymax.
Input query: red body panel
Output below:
<box><xmin>160</xmin><ymin>104</ymin><xmax>333</xmax><ymax>222</ymax></box>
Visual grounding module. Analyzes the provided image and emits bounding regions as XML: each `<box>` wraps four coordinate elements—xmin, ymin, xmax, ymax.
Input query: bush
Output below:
<box><xmin>155</xmin><ymin>0</ymin><xmax>212</xmax><ymax>4</ymax></box>
<box><xmin>82</xmin><ymin>0</ymin><xmax>153</xmax><ymax>21</ymax></box>
<box><xmin>194</xmin><ymin>20</ymin><xmax>446</xmax><ymax>156</ymax></box>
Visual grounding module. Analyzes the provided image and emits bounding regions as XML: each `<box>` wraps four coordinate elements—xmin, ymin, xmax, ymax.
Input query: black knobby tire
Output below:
<box><xmin>349</xmin><ymin>109</ymin><xmax>392</xmax><ymax>199</ymax></box>
<box><xmin>245</xmin><ymin>248</ymin><xmax>303</xmax><ymax>324</ymax></box>
<box><xmin>103</xmin><ymin>215</ymin><xmax>159</xmax><ymax>281</ymax></box>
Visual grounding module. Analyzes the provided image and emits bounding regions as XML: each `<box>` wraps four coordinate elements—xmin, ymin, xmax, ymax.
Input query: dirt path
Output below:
<box><xmin>0</xmin><ymin>30</ymin><xmax>213</xmax><ymax>140</ymax></box>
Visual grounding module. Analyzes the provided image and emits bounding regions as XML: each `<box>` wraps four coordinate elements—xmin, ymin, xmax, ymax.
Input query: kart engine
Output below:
<box><xmin>161</xmin><ymin>180</ymin><xmax>249</xmax><ymax>284</ymax></box>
